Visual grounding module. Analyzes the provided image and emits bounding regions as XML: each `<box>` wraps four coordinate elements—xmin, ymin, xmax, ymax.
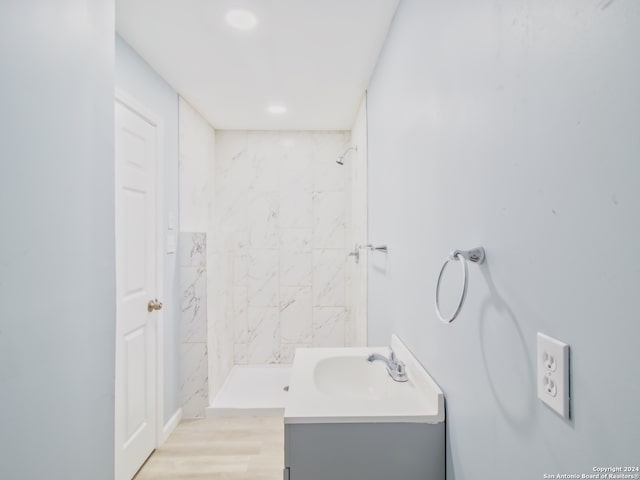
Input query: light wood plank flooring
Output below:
<box><xmin>134</xmin><ymin>417</ymin><xmax>284</xmax><ymax>480</ymax></box>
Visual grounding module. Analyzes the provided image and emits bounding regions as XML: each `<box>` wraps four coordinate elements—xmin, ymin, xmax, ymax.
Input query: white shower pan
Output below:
<box><xmin>207</xmin><ymin>364</ymin><xmax>292</xmax><ymax>417</ymax></box>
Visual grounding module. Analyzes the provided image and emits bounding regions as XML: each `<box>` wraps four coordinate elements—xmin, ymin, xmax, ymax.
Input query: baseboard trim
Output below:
<box><xmin>160</xmin><ymin>408</ymin><xmax>183</xmax><ymax>445</ymax></box>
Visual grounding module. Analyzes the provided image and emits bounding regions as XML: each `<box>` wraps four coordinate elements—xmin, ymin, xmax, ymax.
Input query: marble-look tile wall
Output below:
<box><xmin>214</xmin><ymin>131</ymin><xmax>355</xmax><ymax>365</ymax></box>
<box><xmin>349</xmin><ymin>97</ymin><xmax>369</xmax><ymax>347</ymax></box>
<box><xmin>178</xmin><ymin>98</ymin><xmax>229</xmax><ymax>418</ymax></box>
<box><xmin>179</xmin><ymin>232</ymin><xmax>208</xmax><ymax>418</ymax></box>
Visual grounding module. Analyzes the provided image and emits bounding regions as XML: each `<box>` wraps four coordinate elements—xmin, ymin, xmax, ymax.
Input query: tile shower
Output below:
<box><xmin>214</xmin><ymin>131</ymin><xmax>356</xmax><ymax>365</ymax></box>
<box><xmin>179</xmin><ymin>124</ymin><xmax>365</xmax><ymax>417</ymax></box>
<box><xmin>179</xmin><ymin>233</ymin><xmax>208</xmax><ymax>418</ymax></box>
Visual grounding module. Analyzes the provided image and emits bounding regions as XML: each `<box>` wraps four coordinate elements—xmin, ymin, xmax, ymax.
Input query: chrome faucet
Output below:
<box><xmin>367</xmin><ymin>349</ymin><xmax>408</xmax><ymax>382</ymax></box>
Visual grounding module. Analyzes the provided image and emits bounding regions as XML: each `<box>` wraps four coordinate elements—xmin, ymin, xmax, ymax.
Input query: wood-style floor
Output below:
<box><xmin>134</xmin><ymin>417</ymin><xmax>284</xmax><ymax>480</ymax></box>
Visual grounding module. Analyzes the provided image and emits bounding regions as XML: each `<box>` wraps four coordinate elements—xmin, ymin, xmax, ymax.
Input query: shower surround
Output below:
<box><xmin>179</xmin><ymin>232</ymin><xmax>208</xmax><ymax>418</ymax></box>
<box><xmin>212</xmin><ymin>131</ymin><xmax>355</xmax><ymax>367</ymax></box>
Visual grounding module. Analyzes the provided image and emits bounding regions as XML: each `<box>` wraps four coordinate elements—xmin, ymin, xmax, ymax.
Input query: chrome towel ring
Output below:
<box><xmin>435</xmin><ymin>247</ymin><xmax>486</xmax><ymax>323</ymax></box>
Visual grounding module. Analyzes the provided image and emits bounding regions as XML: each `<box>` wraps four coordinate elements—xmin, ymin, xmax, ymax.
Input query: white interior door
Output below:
<box><xmin>114</xmin><ymin>99</ymin><xmax>159</xmax><ymax>480</ymax></box>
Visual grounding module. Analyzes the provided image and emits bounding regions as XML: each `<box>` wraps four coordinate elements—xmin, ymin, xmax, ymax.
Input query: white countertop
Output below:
<box><xmin>284</xmin><ymin>335</ymin><xmax>445</xmax><ymax>424</ymax></box>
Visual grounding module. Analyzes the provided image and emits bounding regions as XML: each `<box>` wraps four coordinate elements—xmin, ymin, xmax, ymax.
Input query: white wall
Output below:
<box><xmin>115</xmin><ymin>35</ymin><xmax>181</xmax><ymax>423</ymax></box>
<box><xmin>367</xmin><ymin>0</ymin><xmax>640</xmax><ymax>477</ymax></box>
<box><xmin>179</xmin><ymin>98</ymin><xmax>214</xmax><ymax>233</ymax></box>
<box><xmin>0</xmin><ymin>1</ymin><xmax>115</xmax><ymax>478</ymax></box>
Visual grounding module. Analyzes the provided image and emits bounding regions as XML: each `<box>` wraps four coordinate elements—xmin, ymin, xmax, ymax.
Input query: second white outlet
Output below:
<box><xmin>537</xmin><ymin>333</ymin><xmax>570</xmax><ymax>418</ymax></box>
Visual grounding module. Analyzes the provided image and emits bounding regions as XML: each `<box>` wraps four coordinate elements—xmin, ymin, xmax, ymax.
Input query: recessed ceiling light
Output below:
<box><xmin>225</xmin><ymin>9</ymin><xmax>258</xmax><ymax>30</ymax></box>
<box><xmin>268</xmin><ymin>105</ymin><xmax>287</xmax><ymax>115</ymax></box>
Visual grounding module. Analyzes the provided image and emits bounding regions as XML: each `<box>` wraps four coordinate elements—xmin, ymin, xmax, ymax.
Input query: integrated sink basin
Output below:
<box><xmin>313</xmin><ymin>355</ymin><xmax>395</xmax><ymax>400</ymax></box>
<box><xmin>284</xmin><ymin>335</ymin><xmax>444</xmax><ymax>424</ymax></box>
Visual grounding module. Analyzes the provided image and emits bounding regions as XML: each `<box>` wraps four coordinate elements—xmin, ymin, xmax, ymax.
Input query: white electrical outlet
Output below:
<box><xmin>537</xmin><ymin>333</ymin><xmax>570</xmax><ymax>418</ymax></box>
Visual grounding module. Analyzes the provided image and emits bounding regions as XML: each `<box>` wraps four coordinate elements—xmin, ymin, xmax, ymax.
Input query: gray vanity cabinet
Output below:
<box><xmin>283</xmin><ymin>421</ymin><xmax>445</xmax><ymax>480</ymax></box>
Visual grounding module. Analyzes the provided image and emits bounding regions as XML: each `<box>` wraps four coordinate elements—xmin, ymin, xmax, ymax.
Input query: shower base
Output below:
<box><xmin>207</xmin><ymin>364</ymin><xmax>292</xmax><ymax>417</ymax></box>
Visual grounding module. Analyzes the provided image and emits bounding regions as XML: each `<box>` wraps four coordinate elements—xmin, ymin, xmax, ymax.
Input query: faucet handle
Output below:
<box><xmin>396</xmin><ymin>361</ymin><xmax>406</xmax><ymax>375</ymax></box>
<box><xmin>389</xmin><ymin>349</ymin><xmax>397</xmax><ymax>363</ymax></box>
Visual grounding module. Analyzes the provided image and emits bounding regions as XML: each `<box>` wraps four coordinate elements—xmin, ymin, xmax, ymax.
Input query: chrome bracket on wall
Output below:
<box><xmin>450</xmin><ymin>247</ymin><xmax>485</xmax><ymax>264</ymax></box>
<box><xmin>348</xmin><ymin>243</ymin><xmax>388</xmax><ymax>264</ymax></box>
<box><xmin>364</xmin><ymin>244</ymin><xmax>388</xmax><ymax>253</ymax></box>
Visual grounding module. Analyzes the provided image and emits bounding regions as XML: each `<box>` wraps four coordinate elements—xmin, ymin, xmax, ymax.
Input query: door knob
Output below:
<box><xmin>147</xmin><ymin>299</ymin><xmax>163</xmax><ymax>312</ymax></box>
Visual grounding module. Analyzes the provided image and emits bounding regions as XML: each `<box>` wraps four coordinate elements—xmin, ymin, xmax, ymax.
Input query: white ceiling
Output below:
<box><xmin>116</xmin><ymin>0</ymin><xmax>399</xmax><ymax>131</ymax></box>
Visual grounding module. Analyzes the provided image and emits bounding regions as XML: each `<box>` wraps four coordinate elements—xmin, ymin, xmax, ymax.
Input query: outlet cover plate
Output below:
<box><xmin>537</xmin><ymin>333</ymin><xmax>570</xmax><ymax>418</ymax></box>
